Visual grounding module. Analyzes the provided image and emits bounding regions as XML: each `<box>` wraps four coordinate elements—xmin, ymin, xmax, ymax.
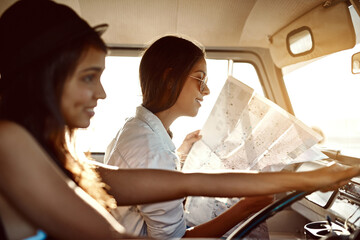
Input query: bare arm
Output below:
<box><xmin>0</xmin><ymin>122</ymin><xmax>132</xmax><ymax>240</ymax></box>
<box><xmin>98</xmin><ymin>162</ymin><xmax>360</xmax><ymax>206</ymax></box>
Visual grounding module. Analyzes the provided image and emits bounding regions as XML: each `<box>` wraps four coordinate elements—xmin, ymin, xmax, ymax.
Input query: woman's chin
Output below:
<box><xmin>188</xmin><ymin>109</ymin><xmax>200</xmax><ymax>117</ymax></box>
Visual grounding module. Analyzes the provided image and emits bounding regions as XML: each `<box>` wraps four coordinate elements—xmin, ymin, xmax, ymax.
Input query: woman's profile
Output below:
<box><xmin>104</xmin><ymin>35</ymin><xmax>273</xmax><ymax>239</ymax></box>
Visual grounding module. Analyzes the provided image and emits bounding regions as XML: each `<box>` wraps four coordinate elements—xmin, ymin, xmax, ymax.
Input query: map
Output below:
<box><xmin>182</xmin><ymin>76</ymin><xmax>326</xmax><ymax>228</ymax></box>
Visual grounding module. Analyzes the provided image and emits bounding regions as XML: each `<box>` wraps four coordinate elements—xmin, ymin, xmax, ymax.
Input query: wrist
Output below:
<box><xmin>176</xmin><ymin>151</ymin><xmax>188</xmax><ymax>162</ymax></box>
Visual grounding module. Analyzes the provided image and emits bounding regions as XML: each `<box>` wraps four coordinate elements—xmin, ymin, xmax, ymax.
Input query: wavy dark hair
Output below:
<box><xmin>140</xmin><ymin>35</ymin><xmax>205</xmax><ymax>113</ymax></box>
<box><xmin>0</xmin><ymin>31</ymin><xmax>116</xmax><ymax>211</ymax></box>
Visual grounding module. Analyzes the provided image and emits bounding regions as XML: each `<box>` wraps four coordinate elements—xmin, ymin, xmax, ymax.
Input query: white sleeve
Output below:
<box><xmin>139</xmin><ymin>199</ymin><xmax>186</xmax><ymax>239</ymax></box>
<box><xmin>136</xmin><ymin>149</ymin><xmax>186</xmax><ymax>239</ymax></box>
<box><xmin>108</xmin><ymin>122</ymin><xmax>186</xmax><ymax>238</ymax></box>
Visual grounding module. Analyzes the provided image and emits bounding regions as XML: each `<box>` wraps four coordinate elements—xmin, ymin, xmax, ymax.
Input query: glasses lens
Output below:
<box><xmin>200</xmin><ymin>76</ymin><xmax>207</xmax><ymax>92</ymax></box>
<box><xmin>200</xmin><ymin>82</ymin><xmax>204</xmax><ymax>92</ymax></box>
<box><xmin>189</xmin><ymin>75</ymin><xmax>207</xmax><ymax>92</ymax></box>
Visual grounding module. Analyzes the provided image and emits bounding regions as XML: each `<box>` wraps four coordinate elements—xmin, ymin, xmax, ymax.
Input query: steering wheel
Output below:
<box><xmin>226</xmin><ymin>191</ymin><xmax>310</xmax><ymax>239</ymax></box>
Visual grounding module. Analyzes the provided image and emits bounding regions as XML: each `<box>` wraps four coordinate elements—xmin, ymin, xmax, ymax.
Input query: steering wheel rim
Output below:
<box><xmin>226</xmin><ymin>191</ymin><xmax>310</xmax><ymax>240</ymax></box>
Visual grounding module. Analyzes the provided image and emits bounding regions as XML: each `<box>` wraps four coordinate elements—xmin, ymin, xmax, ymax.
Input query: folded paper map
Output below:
<box><xmin>183</xmin><ymin>76</ymin><xmax>326</xmax><ymax>228</ymax></box>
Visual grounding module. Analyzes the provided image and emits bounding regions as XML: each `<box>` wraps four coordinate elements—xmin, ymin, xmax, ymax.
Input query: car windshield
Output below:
<box><xmin>283</xmin><ymin>43</ymin><xmax>360</xmax><ymax>157</ymax></box>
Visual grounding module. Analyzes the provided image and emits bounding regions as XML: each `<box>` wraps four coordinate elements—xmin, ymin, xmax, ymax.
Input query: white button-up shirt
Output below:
<box><xmin>104</xmin><ymin>105</ymin><xmax>186</xmax><ymax>239</ymax></box>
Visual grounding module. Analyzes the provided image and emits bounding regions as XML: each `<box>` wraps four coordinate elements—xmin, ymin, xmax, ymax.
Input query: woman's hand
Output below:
<box><xmin>303</xmin><ymin>163</ymin><xmax>360</xmax><ymax>192</ymax></box>
<box><xmin>176</xmin><ymin>130</ymin><xmax>202</xmax><ymax>161</ymax></box>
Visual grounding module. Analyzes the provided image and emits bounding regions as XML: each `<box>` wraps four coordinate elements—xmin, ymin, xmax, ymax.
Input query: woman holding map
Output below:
<box><xmin>103</xmin><ymin>35</ymin><xmax>287</xmax><ymax>239</ymax></box>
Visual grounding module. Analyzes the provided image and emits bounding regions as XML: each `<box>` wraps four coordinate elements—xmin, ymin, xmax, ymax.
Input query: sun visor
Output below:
<box><xmin>269</xmin><ymin>2</ymin><xmax>356</xmax><ymax>68</ymax></box>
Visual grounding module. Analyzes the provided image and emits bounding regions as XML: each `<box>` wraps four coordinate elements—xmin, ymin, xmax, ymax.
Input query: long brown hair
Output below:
<box><xmin>0</xmin><ymin>31</ymin><xmax>116</xmax><ymax>211</ymax></box>
<box><xmin>0</xmin><ymin>0</ymin><xmax>116</xmax><ymax>211</ymax></box>
<box><xmin>140</xmin><ymin>35</ymin><xmax>205</xmax><ymax>113</ymax></box>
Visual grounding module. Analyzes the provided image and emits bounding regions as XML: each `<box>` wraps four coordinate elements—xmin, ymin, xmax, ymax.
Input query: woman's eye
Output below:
<box><xmin>82</xmin><ymin>74</ymin><xmax>95</xmax><ymax>83</ymax></box>
<box><xmin>199</xmin><ymin>73</ymin><xmax>206</xmax><ymax>80</ymax></box>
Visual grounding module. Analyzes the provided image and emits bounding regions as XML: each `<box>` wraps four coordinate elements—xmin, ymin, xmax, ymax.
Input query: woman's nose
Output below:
<box><xmin>202</xmin><ymin>84</ymin><xmax>210</xmax><ymax>96</ymax></box>
<box><xmin>96</xmin><ymin>82</ymin><xmax>107</xmax><ymax>99</ymax></box>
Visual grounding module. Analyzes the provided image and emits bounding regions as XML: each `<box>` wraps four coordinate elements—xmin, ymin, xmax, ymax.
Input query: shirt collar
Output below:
<box><xmin>136</xmin><ymin>105</ymin><xmax>176</xmax><ymax>151</ymax></box>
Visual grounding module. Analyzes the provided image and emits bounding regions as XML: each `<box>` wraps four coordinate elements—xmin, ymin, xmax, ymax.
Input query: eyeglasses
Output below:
<box><xmin>189</xmin><ymin>75</ymin><xmax>208</xmax><ymax>92</ymax></box>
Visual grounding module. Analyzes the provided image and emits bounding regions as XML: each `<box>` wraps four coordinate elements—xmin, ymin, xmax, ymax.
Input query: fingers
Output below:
<box><xmin>183</xmin><ymin>130</ymin><xmax>202</xmax><ymax>146</ymax></box>
<box><xmin>330</xmin><ymin>164</ymin><xmax>360</xmax><ymax>181</ymax></box>
<box><xmin>319</xmin><ymin>180</ymin><xmax>348</xmax><ymax>193</ymax></box>
<box><xmin>185</xmin><ymin>130</ymin><xmax>202</xmax><ymax>140</ymax></box>
<box><xmin>177</xmin><ymin>130</ymin><xmax>203</xmax><ymax>156</ymax></box>
<box><xmin>315</xmin><ymin>164</ymin><xmax>360</xmax><ymax>192</ymax></box>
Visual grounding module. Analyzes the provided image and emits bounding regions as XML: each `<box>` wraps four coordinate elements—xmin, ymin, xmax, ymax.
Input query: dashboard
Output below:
<box><xmin>292</xmin><ymin>160</ymin><xmax>360</xmax><ymax>232</ymax></box>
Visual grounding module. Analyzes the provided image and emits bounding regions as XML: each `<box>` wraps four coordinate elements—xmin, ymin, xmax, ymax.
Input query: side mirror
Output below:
<box><xmin>352</xmin><ymin>52</ymin><xmax>360</xmax><ymax>74</ymax></box>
